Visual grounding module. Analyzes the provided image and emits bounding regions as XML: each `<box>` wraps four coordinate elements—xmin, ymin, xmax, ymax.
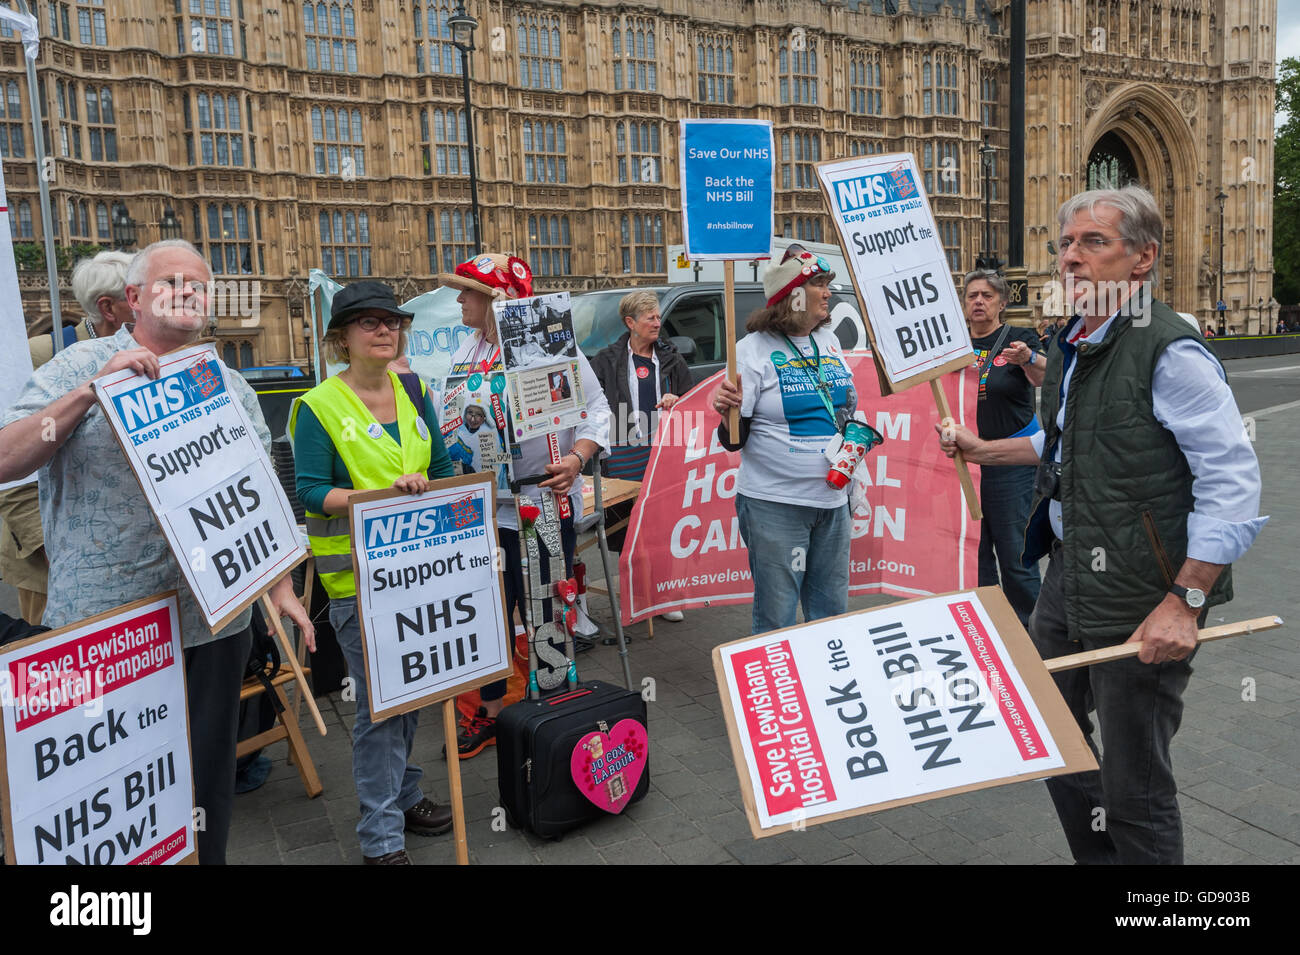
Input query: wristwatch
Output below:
<box><xmin>1169</xmin><ymin>584</ymin><xmax>1206</xmax><ymax>611</ymax></box>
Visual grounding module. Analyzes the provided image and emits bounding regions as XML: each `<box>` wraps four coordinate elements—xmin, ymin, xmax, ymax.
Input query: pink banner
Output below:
<box><xmin>618</xmin><ymin>354</ymin><xmax>979</xmax><ymax>625</ymax></box>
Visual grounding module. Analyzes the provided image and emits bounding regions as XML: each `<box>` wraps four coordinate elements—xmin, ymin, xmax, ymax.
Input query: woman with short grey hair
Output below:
<box><xmin>963</xmin><ymin>268</ymin><xmax>1044</xmax><ymax>627</ymax></box>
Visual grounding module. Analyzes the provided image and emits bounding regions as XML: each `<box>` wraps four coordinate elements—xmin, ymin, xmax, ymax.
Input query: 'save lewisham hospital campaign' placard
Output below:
<box><xmin>817</xmin><ymin>153</ymin><xmax>974</xmax><ymax>392</ymax></box>
<box><xmin>714</xmin><ymin>588</ymin><xmax>1095</xmax><ymax>837</ymax></box>
<box><xmin>1</xmin><ymin>593</ymin><xmax>196</xmax><ymax>865</ymax></box>
<box><xmin>349</xmin><ymin>473</ymin><xmax>511</xmax><ymax>722</ymax></box>
<box><xmin>94</xmin><ymin>345</ymin><xmax>306</xmax><ymax>633</ymax></box>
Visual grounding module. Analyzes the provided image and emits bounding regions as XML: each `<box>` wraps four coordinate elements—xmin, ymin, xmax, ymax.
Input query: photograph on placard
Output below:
<box><xmin>494</xmin><ymin>293</ymin><xmax>578</xmax><ymax>371</ymax></box>
<box><xmin>505</xmin><ymin>360</ymin><xmax>588</xmax><ymax>442</ymax></box>
<box><xmin>440</xmin><ymin>372</ymin><xmax>516</xmax><ymax>497</ymax></box>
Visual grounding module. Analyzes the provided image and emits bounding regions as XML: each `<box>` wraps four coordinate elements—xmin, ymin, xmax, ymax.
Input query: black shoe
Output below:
<box><xmin>574</xmin><ymin>636</ymin><xmax>595</xmax><ymax>653</ymax></box>
<box><xmin>404</xmin><ymin>797</ymin><xmax>453</xmax><ymax>837</ymax></box>
<box><xmin>363</xmin><ymin>849</ymin><xmax>412</xmax><ymax>865</ymax></box>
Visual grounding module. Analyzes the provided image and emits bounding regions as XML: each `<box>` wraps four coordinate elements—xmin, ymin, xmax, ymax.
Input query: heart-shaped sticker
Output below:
<box><xmin>570</xmin><ymin>719</ymin><xmax>647</xmax><ymax>814</ymax></box>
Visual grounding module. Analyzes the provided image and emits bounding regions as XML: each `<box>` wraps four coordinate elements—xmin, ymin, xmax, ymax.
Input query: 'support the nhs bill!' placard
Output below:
<box><xmin>94</xmin><ymin>344</ymin><xmax>306</xmax><ymax>633</ymax></box>
<box><xmin>817</xmin><ymin>154</ymin><xmax>974</xmax><ymax>391</ymax></box>
<box><xmin>349</xmin><ymin>473</ymin><xmax>512</xmax><ymax>722</ymax></box>
<box><xmin>713</xmin><ymin>588</ymin><xmax>1096</xmax><ymax>837</ymax></box>
<box><xmin>0</xmin><ymin>593</ymin><xmax>197</xmax><ymax>865</ymax></box>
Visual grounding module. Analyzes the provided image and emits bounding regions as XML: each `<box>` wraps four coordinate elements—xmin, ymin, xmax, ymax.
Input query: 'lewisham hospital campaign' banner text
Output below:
<box><xmin>618</xmin><ymin>354</ymin><xmax>979</xmax><ymax>625</ymax></box>
<box><xmin>94</xmin><ymin>345</ymin><xmax>306</xmax><ymax>633</ymax></box>
<box><xmin>713</xmin><ymin>589</ymin><xmax>1095</xmax><ymax>837</ymax></box>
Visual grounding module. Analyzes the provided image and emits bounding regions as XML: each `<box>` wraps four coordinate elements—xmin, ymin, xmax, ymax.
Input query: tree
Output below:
<box><xmin>1273</xmin><ymin>57</ymin><xmax>1300</xmax><ymax>306</ymax></box>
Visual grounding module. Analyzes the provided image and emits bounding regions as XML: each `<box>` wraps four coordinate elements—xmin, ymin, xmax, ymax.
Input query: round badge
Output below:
<box><xmin>415</xmin><ymin>418</ymin><xmax>430</xmax><ymax>441</ymax></box>
<box><xmin>467</xmin><ymin>372</ymin><xmax>483</xmax><ymax>390</ymax></box>
<box><xmin>801</xmin><ymin>264</ymin><xmax>813</xmax><ymax>276</ymax></box>
<box><xmin>636</xmin><ymin>366</ymin><xmax>650</xmax><ymax>379</ymax></box>
<box><xmin>366</xmin><ymin>422</ymin><xmax>384</xmax><ymax>439</ymax></box>
<box><xmin>993</xmin><ymin>356</ymin><xmax>1008</xmax><ymax>367</ymax></box>
<box><xmin>474</xmin><ymin>255</ymin><xmax>495</xmax><ymax>274</ymax></box>
<box><xmin>511</xmin><ymin>261</ymin><xmax>528</xmax><ymax>280</ymax></box>
<box><xmin>770</xmin><ymin>351</ymin><xmax>788</xmax><ymax>366</ymax></box>
<box><xmin>490</xmin><ymin>374</ymin><xmax>507</xmax><ymax>394</ymax></box>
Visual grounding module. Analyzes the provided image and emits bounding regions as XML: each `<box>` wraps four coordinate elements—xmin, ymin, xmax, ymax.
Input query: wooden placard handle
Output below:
<box><xmin>930</xmin><ymin>378</ymin><xmax>981</xmax><ymax>521</ymax></box>
<box><xmin>443</xmin><ymin>698</ymin><xmax>470</xmax><ymax>865</ymax></box>
<box><xmin>261</xmin><ymin>592</ymin><xmax>328</xmax><ymax>737</ymax></box>
<box><xmin>724</xmin><ymin>260</ymin><xmax>740</xmax><ymax>435</ymax></box>
<box><xmin>1044</xmin><ymin>615</ymin><xmax>1283</xmax><ymax>673</ymax></box>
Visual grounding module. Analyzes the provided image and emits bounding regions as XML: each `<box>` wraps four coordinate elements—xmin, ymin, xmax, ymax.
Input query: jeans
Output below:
<box><xmin>1028</xmin><ymin>543</ymin><xmax>1193</xmax><ymax>864</ymax></box>
<box><xmin>978</xmin><ymin>463</ymin><xmax>1041</xmax><ymax>628</ymax></box>
<box><xmin>735</xmin><ymin>493</ymin><xmax>851</xmax><ymax>635</ymax></box>
<box><xmin>330</xmin><ymin>597</ymin><xmax>426</xmax><ymax>857</ymax></box>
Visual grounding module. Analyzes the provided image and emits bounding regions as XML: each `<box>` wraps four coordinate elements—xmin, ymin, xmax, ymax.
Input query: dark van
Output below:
<box><xmin>570</xmin><ymin>282</ymin><xmax>869</xmax><ymax>386</ymax></box>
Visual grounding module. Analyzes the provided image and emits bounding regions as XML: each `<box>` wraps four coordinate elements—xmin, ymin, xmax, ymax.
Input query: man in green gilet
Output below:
<box><xmin>937</xmin><ymin>186</ymin><xmax>1265</xmax><ymax>864</ymax></box>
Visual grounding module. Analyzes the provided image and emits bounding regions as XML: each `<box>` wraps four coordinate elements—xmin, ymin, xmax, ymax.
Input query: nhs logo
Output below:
<box><xmin>111</xmin><ymin>363</ymin><xmax>226</xmax><ymax>432</ymax></box>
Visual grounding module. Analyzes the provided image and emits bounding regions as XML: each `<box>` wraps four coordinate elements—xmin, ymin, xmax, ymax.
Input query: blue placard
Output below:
<box><xmin>680</xmin><ymin>120</ymin><xmax>774</xmax><ymax>260</ymax></box>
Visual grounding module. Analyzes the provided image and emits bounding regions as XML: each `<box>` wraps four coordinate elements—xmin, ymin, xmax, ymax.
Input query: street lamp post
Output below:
<box><xmin>448</xmin><ymin>2</ymin><xmax>481</xmax><ymax>254</ymax></box>
<box><xmin>111</xmin><ymin>204</ymin><xmax>137</xmax><ymax>250</ymax></box>
<box><xmin>159</xmin><ymin>207</ymin><xmax>183</xmax><ymax>241</ymax></box>
<box><xmin>976</xmin><ymin>136</ymin><xmax>996</xmax><ymax>271</ymax></box>
<box><xmin>1215</xmin><ymin>188</ymin><xmax>1227</xmax><ymax>331</ymax></box>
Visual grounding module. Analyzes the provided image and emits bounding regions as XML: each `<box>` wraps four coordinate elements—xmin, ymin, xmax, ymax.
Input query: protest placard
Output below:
<box><xmin>492</xmin><ymin>292</ymin><xmax>589</xmax><ymax>443</ymax></box>
<box><xmin>349</xmin><ymin>473</ymin><xmax>512</xmax><ymax>721</ymax></box>
<box><xmin>713</xmin><ymin>587</ymin><xmax>1095</xmax><ymax>837</ymax></box>
<box><xmin>93</xmin><ymin>344</ymin><xmax>307</xmax><ymax>633</ymax></box>
<box><xmin>816</xmin><ymin>153</ymin><xmax>974</xmax><ymax>394</ymax></box>
<box><xmin>679</xmin><ymin>119</ymin><xmax>775</xmax><ymax>260</ymax></box>
<box><xmin>618</xmin><ymin>358</ymin><xmax>979</xmax><ymax>624</ymax></box>
<box><xmin>441</xmin><ymin>370</ymin><xmax>515</xmax><ymax>499</ymax></box>
<box><xmin>1</xmin><ymin>592</ymin><xmax>196</xmax><ymax>865</ymax></box>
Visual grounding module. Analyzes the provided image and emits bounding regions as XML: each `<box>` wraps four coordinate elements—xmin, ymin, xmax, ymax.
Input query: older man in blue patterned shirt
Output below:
<box><xmin>0</xmin><ymin>239</ymin><xmax>313</xmax><ymax>864</ymax></box>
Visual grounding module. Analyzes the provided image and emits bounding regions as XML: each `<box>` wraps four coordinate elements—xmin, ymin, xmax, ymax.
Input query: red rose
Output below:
<box><xmin>519</xmin><ymin>504</ymin><xmax>541</xmax><ymax>522</ymax></box>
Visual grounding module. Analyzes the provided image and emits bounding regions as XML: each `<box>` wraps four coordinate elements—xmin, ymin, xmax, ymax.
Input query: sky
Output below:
<box><xmin>1281</xmin><ymin>0</ymin><xmax>1300</xmax><ymax>63</ymax></box>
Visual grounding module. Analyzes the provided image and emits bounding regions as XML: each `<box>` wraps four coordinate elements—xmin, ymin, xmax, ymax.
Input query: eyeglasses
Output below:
<box><xmin>350</xmin><ymin>315</ymin><xmax>410</xmax><ymax>332</ymax></box>
<box><xmin>1057</xmin><ymin>236</ymin><xmax>1123</xmax><ymax>255</ymax></box>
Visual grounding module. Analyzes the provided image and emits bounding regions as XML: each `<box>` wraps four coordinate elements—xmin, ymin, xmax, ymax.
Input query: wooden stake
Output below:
<box><xmin>930</xmin><ymin>378</ymin><xmax>981</xmax><ymax>520</ymax></box>
<box><xmin>724</xmin><ymin>260</ymin><xmax>739</xmax><ymax>435</ymax></box>
<box><xmin>261</xmin><ymin>592</ymin><xmax>328</xmax><ymax>737</ymax></box>
<box><xmin>443</xmin><ymin>698</ymin><xmax>470</xmax><ymax>865</ymax></box>
<box><xmin>1044</xmin><ymin>615</ymin><xmax>1283</xmax><ymax>673</ymax></box>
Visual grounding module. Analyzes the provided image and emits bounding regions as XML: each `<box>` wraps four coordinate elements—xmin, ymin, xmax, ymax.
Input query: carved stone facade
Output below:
<box><xmin>0</xmin><ymin>0</ymin><xmax>1276</xmax><ymax>370</ymax></box>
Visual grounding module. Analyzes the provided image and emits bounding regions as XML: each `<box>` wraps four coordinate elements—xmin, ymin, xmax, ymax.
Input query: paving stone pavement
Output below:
<box><xmin>230</xmin><ymin>400</ymin><xmax>1299</xmax><ymax>864</ymax></box>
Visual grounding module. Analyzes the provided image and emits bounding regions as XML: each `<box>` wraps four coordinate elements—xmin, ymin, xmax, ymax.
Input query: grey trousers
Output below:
<box><xmin>1028</xmin><ymin>543</ymin><xmax>1194</xmax><ymax>864</ymax></box>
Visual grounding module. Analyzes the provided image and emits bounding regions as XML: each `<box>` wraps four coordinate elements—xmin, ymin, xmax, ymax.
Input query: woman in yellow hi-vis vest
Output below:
<box><xmin>291</xmin><ymin>281</ymin><xmax>455</xmax><ymax>866</ymax></box>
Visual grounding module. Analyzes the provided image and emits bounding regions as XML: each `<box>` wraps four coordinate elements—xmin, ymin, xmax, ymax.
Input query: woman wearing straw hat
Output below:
<box><xmin>709</xmin><ymin>246</ymin><xmax>859</xmax><ymax>635</ymax></box>
<box><xmin>291</xmin><ymin>280</ymin><xmax>456</xmax><ymax>865</ymax></box>
<box><xmin>436</xmin><ymin>253</ymin><xmax>610</xmax><ymax>758</ymax></box>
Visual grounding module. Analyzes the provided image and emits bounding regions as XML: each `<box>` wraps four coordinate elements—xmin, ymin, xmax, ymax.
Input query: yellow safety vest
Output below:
<box><xmin>289</xmin><ymin>372</ymin><xmax>433</xmax><ymax>599</ymax></box>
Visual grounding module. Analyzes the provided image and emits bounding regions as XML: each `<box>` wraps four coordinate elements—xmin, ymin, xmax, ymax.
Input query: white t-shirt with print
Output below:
<box><xmin>735</xmin><ymin>327</ymin><xmax>853</xmax><ymax>510</ymax></box>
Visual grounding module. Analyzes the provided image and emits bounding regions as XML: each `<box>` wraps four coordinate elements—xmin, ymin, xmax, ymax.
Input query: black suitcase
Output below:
<box><xmin>496</xmin><ymin>680</ymin><xmax>649</xmax><ymax>838</ymax></box>
<box><xmin>497</xmin><ymin>486</ymin><xmax>650</xmax><ymax>837</ymax></box>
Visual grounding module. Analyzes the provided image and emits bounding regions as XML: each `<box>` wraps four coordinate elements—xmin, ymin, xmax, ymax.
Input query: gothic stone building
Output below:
<box><xmin>0</xmin><ymin>0</ymin><xmax>1277</xmax><ymax>371</ymax></box>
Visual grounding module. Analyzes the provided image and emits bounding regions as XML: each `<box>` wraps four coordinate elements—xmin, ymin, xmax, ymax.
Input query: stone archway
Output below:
<box><xmin>1082</xmin><ymin>84</ymin><xmax>1201</xmax><ymax>312</ymax></box>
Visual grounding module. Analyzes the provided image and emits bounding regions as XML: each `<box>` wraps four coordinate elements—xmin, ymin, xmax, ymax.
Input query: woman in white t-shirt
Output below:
<box><xmin>709</xmin><ymin>247</ymin><xmax>857</xmax><ymax>634</ymax></box>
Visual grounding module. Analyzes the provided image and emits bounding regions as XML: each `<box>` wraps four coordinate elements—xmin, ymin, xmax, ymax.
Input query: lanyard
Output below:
<box><xmin>782</xmin><ymin>334</ymin><xmax>836</xmax><ymax>424</ymax></box>
<box><xmin>475</xmin><ymin>338</ymin><xmax>501</xmax><ymax>373</ymax></box>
